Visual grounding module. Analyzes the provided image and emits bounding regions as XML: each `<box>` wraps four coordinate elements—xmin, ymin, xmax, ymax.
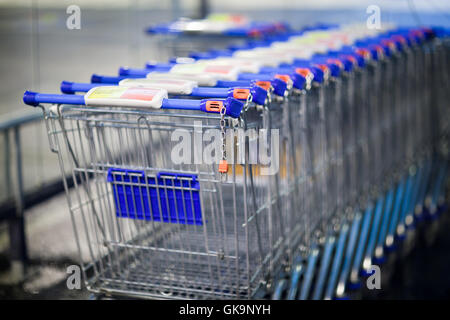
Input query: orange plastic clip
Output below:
<box><xmin>233</xmin><ymin>88</ymin><xmax>250</xmax><ymax>100</ymax></box>
<box><xmin>205</xmin><ymin>101</ymin><xmax>224</xmax><ymax>113</ymax></box>
<box><xmin>327</xmin><ymin>59</ymin><xmax>344</xmax><ymax>69</ymax></box>
<box><xmin>345</xmin><ymin>55</ymin><xmax>357</xmax><ymax>65</ymax></box>
<box><xmin>255</xmin><ymin>81</ymin><xmax>271</xmax><ymax>91</ymax></box>
<box><xmin>275</xmin><ymin>74</ymin><xmax>290</xmax><ymax>83</ymax></box>
<box><xmin>317</xmin><ymin>64</ymin><xmax>329</xmax><ymax>73</ymax></box>
<box><xmin>374</xmin><ymin>45</ymin><xmax>385</xmax><ymax>56</ymax></box>
<box><xmin>295</xmin><ymin>68</ymin><xmax>311</xmax><ymax>78</ymax></box>
<box><xmin>218</xmin><ymin>160</ymin><xmax>228</xmax><ymax>173</ymax></box>
<box><xmin>248</xmin><ymin>28</ymin><xmax>262</xmax><ymax>38</ymax></box>
<box><xmin>356</xmin><ymin>48</ymin><xmax>370</xmax><ymax>59</ymax></box>
<box><xmin>393</xmin><ymin>35</ymin><xmax>407</xmax><ymax>45</ymax></box>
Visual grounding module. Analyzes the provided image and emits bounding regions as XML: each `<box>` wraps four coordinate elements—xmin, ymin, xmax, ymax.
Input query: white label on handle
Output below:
<box><xmin>169</xmin><ymin>63</ymin><xmax>239</xmax><ymax>81</ymax></box>
<box><xmin>232</xmin><ymin>50</ymin><xmax>293</xmax><ymax>66</ymax></box>
<box><xmin>203</xmin><ymin>57</ymin><xmax>262</xmax><ymax>73</ymax></box>
<box><xmin>263</xmin><ymin>47</ymin><xmax>313</xmax><ymax>59</ymax></box>
<box><xmin>147</xmin><ymin>72</ymin><xmax>217</xmax><ymax>87</ymax></box>
<box><xmin>118</xmin><ymin>78</ymin><xmax>197</xmax><ymax>95</ymax></box>
<box><xmin>84</xmin><ymin>86</ymin><xmax>168</xmax><ymax>108</ymax></box>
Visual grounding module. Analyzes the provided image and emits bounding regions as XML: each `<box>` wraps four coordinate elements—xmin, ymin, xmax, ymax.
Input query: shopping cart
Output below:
<box><xmin>23</xmin><ymin>79</ymin><xmax>303</xmax><ymax>299</ymax></box>
<box><xmin>21</xmin><ymin>23</ymin><xmax>450</xmax><ymax>301</ymax></box>
<box><xmin>146</xmin><ymin>14</ymin><xmax>289</xmax><ymax>58</ymax></box>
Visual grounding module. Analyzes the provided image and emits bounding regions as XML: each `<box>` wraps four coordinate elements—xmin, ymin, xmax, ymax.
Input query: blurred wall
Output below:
<box><xmin>0</xmin><ymin>0</ymin><xmax>449</xmax><ymax>116</ymax></box>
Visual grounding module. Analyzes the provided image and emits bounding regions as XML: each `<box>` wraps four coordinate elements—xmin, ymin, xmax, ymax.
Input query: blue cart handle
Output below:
<box><xmin>238</xmin><ymin>73</ymin><xmax>273</xmax><ymax>81</ymax></box>
<box><xmin>119</xmin><ymin>67</ymin><xmax>150</xmax><ymax>77</ymax></box>
<box><xmin>62</xmin><ymin>81</ymin><xmax>229</xmax><ymax>97</ymax></box>
<box><xmin>91</xmin><ymin>74</ymin><xmax>132</xmax><ymax>84</ymax></box>
<box><xmin>194</xmin><ymin>86</ymin><xmax>267</xmax><ymax>105</ymax></box>
<box><xmin>62</xmin><ymin>81</ymin><xmax>267</xmax><ymax>105</ymax></box>
<box><xmin>61</xmin><ymin>81</ymin><xmax>106</xmax><ymax>94</ymax></box>
<box><xmin>23</xmin><ymin>91</ymin><xmax>85</xmax><ymax>106</ymax></box>
<box><xmin>164</xmin><ymin>98</ymin><xmax>243</xmax><ymax>118</ymax></box>
<box><xmin>92</xmin><ymin>76</ymin><xmax>252</xmax><ymax>88</ymax></box>
<box><xmin>235</xmin><ymin>75</ymin><xmax>287</xmax><ymax>96</ymax></box>
<box><xmin>23</xmin><ymin>91</ymin><xmax>244</xmax><ymax>118</ymax></box>
<box><xmin>191</xmin><ymin>87</ymin><xmax>229</xmax><ymax>98</ymax></box>
<box><xmin>216</xmin><ymin>80</ymin><xmax>252</xmax><ymax>87</ymax></box>
<box><xmin>61</xmin><ymin>81</ymin><xmax>243</xmax><ymax>99</ymax></box>
<box><xmin>24</xmin><ymin>91</ymin><xmax>201</xmax><ymax>108</ymax></box>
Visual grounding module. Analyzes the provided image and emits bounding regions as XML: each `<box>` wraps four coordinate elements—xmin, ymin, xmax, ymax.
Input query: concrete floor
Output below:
<box><xmin>0</xmin><ymin>190</ymin><xmax>90</xmax><ymax>299</ymax></box>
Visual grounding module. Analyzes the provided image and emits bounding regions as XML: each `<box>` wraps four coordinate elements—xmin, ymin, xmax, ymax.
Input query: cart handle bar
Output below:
<box><xmin>23</xmin><ymin>91</ymin><xmax>244</xmax><ymax>118</ymax></box>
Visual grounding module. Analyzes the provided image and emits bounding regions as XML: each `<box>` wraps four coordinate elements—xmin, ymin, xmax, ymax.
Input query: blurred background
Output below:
<box><xmin>0</xmin><ymin>0</ymin><xmax>450</xmax><ymax>299</ymax></box>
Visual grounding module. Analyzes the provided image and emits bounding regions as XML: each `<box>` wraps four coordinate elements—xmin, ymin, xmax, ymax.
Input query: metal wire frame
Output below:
<box><xmin>40</xmin><ymin>96</ymin><xmax>305</xmax><ymax>299</ymax></box>
<box><xmin>33</xmin><ymin>37</ymin><xmax>450</xmax><ymax>301</ymax></box>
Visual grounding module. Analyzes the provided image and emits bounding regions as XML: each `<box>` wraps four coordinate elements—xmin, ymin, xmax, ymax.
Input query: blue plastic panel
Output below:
<box><xmin>107</xmin><ymin>168</ymin><xmax>202</xmax><ymax>225</ymax></box>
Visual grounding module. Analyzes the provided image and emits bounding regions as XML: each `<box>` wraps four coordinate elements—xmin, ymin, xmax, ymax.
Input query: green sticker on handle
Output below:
<box><xmin>87</xmin><ymin>86</ymin><xmax>127</xmax><ymax>99</ymax></box>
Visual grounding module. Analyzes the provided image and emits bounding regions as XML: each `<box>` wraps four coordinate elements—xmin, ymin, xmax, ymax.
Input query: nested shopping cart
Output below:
<box><xmin>23</xmin><ymin>85</ymin><xmax>299</xmax><ymax>299</ymax></box>
<box><xmin>22</xmin><ymin>23</ymin><xmax>450</xmax><ymax>301</ymax></box>
<box><xmin>146</xmin><ymin>14</ymin><xmax>289</xmax><ymax>59</ymax></box>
